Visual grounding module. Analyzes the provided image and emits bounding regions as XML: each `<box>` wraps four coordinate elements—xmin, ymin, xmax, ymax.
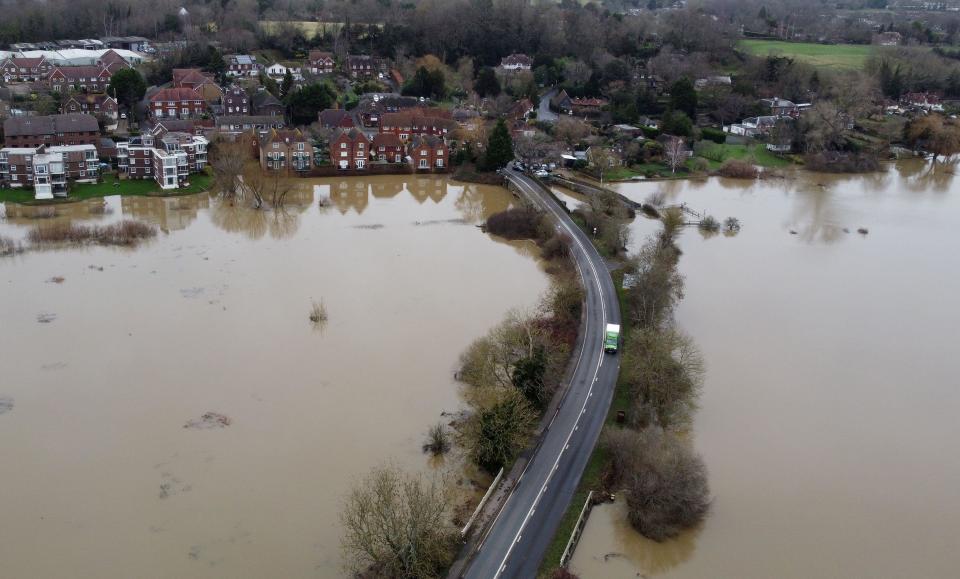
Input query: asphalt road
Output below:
<box><xmin>538</xmin><ymin>88</ymin><xmax>559</xmax><ymax>123</ymax></box>
<box><xmin>463</xmin><ymin>167</ymin><xmax>621</xmax><ymax>578</ymax></box>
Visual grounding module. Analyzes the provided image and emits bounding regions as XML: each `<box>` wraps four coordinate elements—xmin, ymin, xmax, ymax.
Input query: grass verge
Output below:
<box><xmin>538</xmin><ymin>270</ymin><xmax>633</xmax><ymax>576</ymax></box>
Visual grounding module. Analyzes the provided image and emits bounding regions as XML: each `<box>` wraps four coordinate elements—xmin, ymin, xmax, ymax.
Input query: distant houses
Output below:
<box><xmin>500</xmin><ymin>53</ymin><xmax>533</xmax><ymax>72</ymax></box>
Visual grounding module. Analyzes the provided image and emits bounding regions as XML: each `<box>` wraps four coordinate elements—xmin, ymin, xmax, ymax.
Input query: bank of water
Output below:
<box><xmin>570</xmin><ymin>162</ymin><xmax>960</xmax><ymax>578</ymax></box>
<box><xmin>0</xmin><ymin>176</ymin><xmax>549</xmax><ymax>578</ymax></box>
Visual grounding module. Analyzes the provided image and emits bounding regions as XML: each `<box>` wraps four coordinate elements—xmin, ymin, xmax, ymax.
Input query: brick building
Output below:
<box><xmin>61</xmin><ymin>94</ymin><xmax>119</xmax><ymax>120</ymax></box>
<box><xmin>117</xmin><ymin>133</ymin><xmax>208</xmax><ymax>190</ymax></box>
<box><xmin>149</xmin><ymin>87</ymin><xmax>207</xmax><ymax>120</ymax></box>
<box><xmin>259</xmin><ymin>128</ymin><xmax>313</xmax><ymax>173</ymax></box>
<box><xmin>0</xmin><ymin>144</ymin><xmax>99</xmax><ymax>199</ymax></box>
<box><xmin>330</xmin><ymin>128</ymin><xmax>370</xmax><ymax>170</ymax></box>
<box><xmin>408</xmin><ymin>135</ymin><xmax>448</xmax><ymax>171</ymax></box>
<box><xmin>0</xmin><ymin>57</ymin><xmax>53</xmax><ymax>82</ymax></box>
<box><xmin>379</xmin><ymin>111</ymin><xmax>455</xmax><ymax>142</ymax></box>
<box><xmin>371</xmin><ymin>133</ymin><xmax>405</xmax><ymax>163</ymax></box>
<box><xmin>3</xmin><ymin>114</ymin><xmax>100</xmax><ymax>151</ymax></box>
<box><xmin>47</xmin><ymin>66</ymin><xmax>113</xmax><ymax>92</ymax></box>
<box><xmin>222</xmin><ymin>86</ymin><xmax>250</xmax><ymax>115</ymax></box>
<box><xmin>308</xmin><ymin>51</ymin><xmax>336</xmax><ymax>75</ymax></box>
<box><xmin>224</xmin><ymin>54</ymin><xmax>259</xmax><ymax>77</ymax></box>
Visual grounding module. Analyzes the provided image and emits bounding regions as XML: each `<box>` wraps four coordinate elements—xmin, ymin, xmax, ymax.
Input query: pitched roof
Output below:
<box><xmin>3</xmin><ymin>57</ymin><xmax>47</xmax><ymax>67</ymax></box>
<box><xmin>263</xmin><ymin>128</ymin><xmax>306</xmax><ymax>146</ymax></box>
<box><xmin>173</xmin><ymin>68</ymin><xmax>213</xmax><ymax>86</ymax></box>
<box><xmin>150</xmin><ymin>87</ymin><xmax>203</xmax><ymax>102</ymax></box>
<box><xmin>98</xmin><ymin>49</ymin><xmax>128</xmax><ymax>66</ymax></box>
<box><xmin>380</xmin><ymin>111</ymin><xmax>455</xmax><ymax>130</ymax></box>
<box><xmin>4</xmin><ymin>113</ymin><xmax>98</xmax><ymax>137</ymax></box>
<box><xmin>372</xmin><ymin>133</ymin><xmax>402</xmax><ymax>148</ymax></box>
<box><xmin>332</xmin><ymin>127</ymin><xmax>369</xmax><ymax>143</ymax></box>
<box><xmin>409</xmin><ymin>134</ymin><xmax>445</xmax><ymax>149</ymax></box>
<box><xmin>308</xmin><ymin>50</ymin><xmax>335</xmax><ymax>62</ymax></box>
<box><xmin>501</xmin><ymin>53</ymin><xmax>533</xmax><ymax>67</ymax></box>
<box><xmin>252</xmin><ymin>90</ymin><xmax>282</xmax><ymax>108</ymax></box>
<box><xmin>50</xmin><ymin>65</ymin><xmax>110</xmax><ymax>80</ymax></box>
<box><xmin>318</xmin><ymin>108</ymin><xmax>354</xmax><ymax>128</ymax></box>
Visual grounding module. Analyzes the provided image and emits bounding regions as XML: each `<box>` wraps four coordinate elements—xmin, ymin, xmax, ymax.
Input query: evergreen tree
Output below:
<box><xmin>661</xmin><ymin>110</ymin><xmax>693</xmax><ymax>137</ymax></box>
<box><xmin>483</xmin><ymin>119</ymin><xmax>514</xmax><ymax>170</ymax></box>
<box><xmin>669</xmin><ymin>77</ymin><xmax>697</xmax><ymax>119</ymax></box>
<box><xmin>280</xmin><ymin>70</ymin><xmax>294</xmax><ymax>98</ymax></box>
<box><xmin>475</xmin><ymin>67</ymin><xmax>501</xmax><ymax>97</ymax></box>
<box><xmin>287</xmin><ymin>83</ymin><xmax>336</xmax><ymax>125</ymax></box>
<box><xmin>108</xmin><ymin>68</ymin><xmax>147</xmax><ymax>119</ymax></box>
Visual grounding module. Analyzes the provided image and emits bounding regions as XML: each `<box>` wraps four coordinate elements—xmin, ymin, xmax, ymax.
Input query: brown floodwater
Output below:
<box><xmin>569</xmin><ymin>161</ymin><xmax>960</xmax><ymax>578</ymax></box>
<box><xmin>0</xmin><ymin>176</ymin><xmax>549</xmax><ymax>578</ymax></box>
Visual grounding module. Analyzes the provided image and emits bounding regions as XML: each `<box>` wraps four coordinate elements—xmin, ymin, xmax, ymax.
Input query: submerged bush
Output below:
<box><xmin>698</xmin><ymin>215</ymin><xmax>720</xmax><ymax>233</ymax></box>
<box><xmin>423</xmin><ymin>422</ymin><xmax>451</xmax><ymax>455</ymax></box>
<box><xmin>27</xmin><ymin>220</ymin><xmax>156</xmax><ymax>246</ymax></box>
<box><xmin>1</xmin><ymin>235</ymin><xmax>22</xmax><ymax>257</ymax></box>
<box><xmin>804</xmin><ymin>151</ymin><xmax>881</xmax><ymax>174</ymax></box>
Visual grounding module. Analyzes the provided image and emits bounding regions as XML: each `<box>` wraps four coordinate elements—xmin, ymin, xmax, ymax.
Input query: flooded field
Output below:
<box><xmin>570</xmin><ymin>162</ymin><xmax>960</xmax><ymax>578</ymax></box>
<box><xmin>0</xmin><ymin>176</ymin><xmax>549</xmax><ymax>578</ymax></box>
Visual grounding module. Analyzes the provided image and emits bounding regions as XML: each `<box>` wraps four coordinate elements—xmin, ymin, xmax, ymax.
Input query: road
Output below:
<box><xmin>462</xmin><ymin>167</ymin><xmax>621</xmax><ymax>578</ymax></box>
<box><xmin>538</xmin><ymin>88</ymin><xmax>559</xmax><ymax>123</ymax></box>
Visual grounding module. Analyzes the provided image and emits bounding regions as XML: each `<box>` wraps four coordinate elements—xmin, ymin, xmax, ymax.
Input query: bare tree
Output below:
<box><xmin>340</xmin><ymin>465</ymin><xmax>458</xmax><ymax>578</ymax></box>
<box><xmin>553</xmin><ymin>116</ymin><xmax>592</xmax><ymax>147</ymax></box>
<box><xmin>587</xmin><ymin>146</ymin><xmax>619</xmax><ymax>183</ymax></box>
<box><xmin>664</xmin><ymin>137</ymin><xmax>687</xmax><ymax>174</ymax></box>
<box><xmin>242</xmin><ymin>164</ymin><xmax>294</xmax><ymax>210</ymax></box>
<box><xmin>603</xmin><ymin>427</ymin><xmax>710</xmax><ymax>542</ymax></box>
<box><xmin>210</xmin><ymin>135</ymin><xmax>250</xmax><ymax>199</ymax></box>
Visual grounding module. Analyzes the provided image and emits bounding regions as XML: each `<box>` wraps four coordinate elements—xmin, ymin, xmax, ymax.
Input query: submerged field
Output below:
<box><xmin>738</xmin><ymin>39</ymin><xmax>873</xmax><ymax>70</ymax></box>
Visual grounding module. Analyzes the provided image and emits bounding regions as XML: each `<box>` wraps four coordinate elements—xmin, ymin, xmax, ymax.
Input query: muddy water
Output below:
<box><xmin>0</xmin><ymin>176</ymin><xmax>549</xmax><ymax>578</ymax></box>
<box><xmin>571</xmin><ymin>162</ymin><xmax>960</xmax><ymax>578</ymax></box>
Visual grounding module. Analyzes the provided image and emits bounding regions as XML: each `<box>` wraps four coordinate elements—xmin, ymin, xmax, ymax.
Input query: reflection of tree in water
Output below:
<box><xmin>454</xmin><ymin>183</ymin><xmax>516</xmax><ymax>223</ymax></box>
<box><xmin>621</xmin><ymin>521</ymin><xmax>702</xmax><ymax>575</ymax></box>
<box><xmin>786</xmin><ymin>186</ymin><xmax>846</xmax><ymax>244</ymax></box>
<box><xmin>895</xmin><ymin>158</ymin><xmax>957</xmax><ymax>194</ymax></box>
<box><xmin>208</xmin><ymin>199</ymin><xmax>302</xmax><ymax>240</ymax></box>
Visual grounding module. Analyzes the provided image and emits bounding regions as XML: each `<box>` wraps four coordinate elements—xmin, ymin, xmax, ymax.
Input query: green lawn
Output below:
<box><xmin>696</xmin><ymin>142</ymin><xmax>793</xmax><ymax>168</ymax></box>
<box><xmin>738</xmin><ymin>39</ymin><xmax>873</xmax><ymax>70</ymax></box>
<box><xmin>0</xmin><ymin>173</ymin><xmax>213</xmax><ymax>205</ymax></box>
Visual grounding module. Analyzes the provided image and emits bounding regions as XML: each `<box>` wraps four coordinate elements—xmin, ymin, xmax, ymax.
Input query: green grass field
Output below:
<box><xmin>696</xmin><ymin>143</ymin><xmax>793</xmax><ymax>169</ymax></box>
<box><xmin>0</xmin><ymin>173</ymin><xmax>212</xmax><ymax>205</ymax></box>
<box><xmin>738</xmin><ymin>39</ymin><xmax>873</xmax><ymax>70</ymax></box>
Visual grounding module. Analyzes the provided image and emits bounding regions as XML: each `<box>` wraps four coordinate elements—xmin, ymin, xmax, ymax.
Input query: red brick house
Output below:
<box><xmin>408</xmin><ymin>135</ymin><xmax>448</xmax><ymax>171</ymax></box>
<box><xmin>173</xmin><ymin>68</ymin><xmax>214</xmax><ymax>89</ymax></box>
<box><xmin>47</xmin><ymin>66</ymin><xmax>113</xmax><ymax>93</ymax></box>
<box><xmin>379</xmin><ymin>111</ymin><xmax>455</xmax><ymax>142</ymax></box>
<box><xmin>117</xmin><ymin>133</ymin><xmax>209</xmax><ymax>190</ymax></box>
<box><xmin>347</xmin><ymin>55</ymin><xmax>380</xmax><ymax>78</ymax></box>
<box><xmin>330</xmin><ymin>127</ymin><xmax>370</xmax><ymax>170</ymax></box>
<box><xmin>97</xmin><ymin>50</ymin><xmax>130</xmax><ymax>72</ymax></box>
<box><xmin>61</xmin><ymin>94</ymin><xmax>119</xmax><ymax>120</ymax></box>
<box><xmin>308</xmin><ymin>51</ymin><xmax>336</xmax><ymax>75</ymax></box>
<box><xmin>259</xmin><ymin>128</ymin><xmax>314</xmax><ymax>173</ymax></box>
<box><xmin>371</xmin><ymin>133</ymin><xmax>405</xmax><ymax>163</ymax></box>
<box><xmin>318</xmin><ymin>108</ymin><xmax>355</xmax><ymax>129</ymax></box>
<box><xmin>224</xmin><ymin>54</ymin><xmax>259</xmax><ymax>77</ymax></box>
<box><xmin>222</xmin><ymin>86</ymin><xmax>250</xmax><ymax>115</ymax></box>
<box><xmin>3</xmin><ymin>114</ymin><xmax>101</xmax><ymax>152</ymax></box>
<box><xmin>1</xmin><ymin>57</ymin><xmax>53</xmax><ymax>82</ymax></box>
<box><xmin>149</xmin><ymin>87</ymin><xmax>207</xmax><ymax>119</ymax></box>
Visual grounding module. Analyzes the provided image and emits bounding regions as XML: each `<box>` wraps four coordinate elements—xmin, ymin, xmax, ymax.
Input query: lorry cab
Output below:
<box><xmin>604</xmin><ymin>323</ymin><xmax>620</xmax><ymax>354</ymax></box>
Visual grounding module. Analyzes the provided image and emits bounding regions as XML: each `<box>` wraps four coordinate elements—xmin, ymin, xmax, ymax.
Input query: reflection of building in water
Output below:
<box><xmin>407</xmin><ymin>176</ymin><xmax>447</xmax><ymax>204</ymax></box>
<box><xmin>329</xmin><ymin>179</ymin><xmax>370</xmax><ymax>214</ymax></box>
<box><xmin>121</xmin><ymin>194</ymin><xmax>208</xmax><ymax>232</ymax></box>
<box><xmin>370</xmin><ymin>179</ymin><xmax>404</xmax><ymax>199</ymax></box>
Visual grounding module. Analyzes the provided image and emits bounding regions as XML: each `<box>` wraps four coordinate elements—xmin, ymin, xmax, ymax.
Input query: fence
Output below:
<box><xmin>559</xmin><ymin>490</ymin><xmax>595</xmax><ymax>568</ymax></box>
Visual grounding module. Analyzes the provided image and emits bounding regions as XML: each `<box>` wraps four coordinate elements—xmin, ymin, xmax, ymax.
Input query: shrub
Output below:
<box><xmin>604</xmin><ymin>427</ymin><xmax>710</xmax><ymax>542</ymax></box>
<box><xmin>700</xmin><ymin>127</ymin><xmax>727</xmax><ymax>144</ymax></box>
<box><xmin>540</xmin><ymin>232</ymin><xmax>571</xmax><ymax>261</ymax></box>
<box><xmin>26</xmin><ymin>220</ymin><xmax>156</xmax><ymax>246</ymax></box>
<box><xmin>462</xmin><ymin>388</ymin><xmax>538</xmax><ymax>474</ymax></box>
<box><xmin>641</xmin><ymin>126</ymin><xmax>661</xmax><ymax>139</ymax></box>
<box><xmin>692</xmin><ymin>157</ymin><xmax>710</xmax><ymax>172</ymax></box>
<box><xmin>718</xmin><ymin>159</ymin><xmax>759</xmax><ymax>179</ymax></box>
<box><xmin>484</xmin><ymin>207</ymin><xmax>543</xmax><ymax>240</ymax></box>
<box><xmin>309</xmin><ymin>299</ymin><xmax>328</xmax><ymax>324</ymax></box>
<box><xmin>422</xmin><ymin>422</ymin><xmax>451</xmax><ymax>455</ymax></box>
<box><xmin>698</xmin><ymin>215</ymin><xmax>720</xmax><ymax>233</ymax></box>
<box><xmin>723</xmin><ymin>217</ymin><xmax>741</xmax><ymax>232</ymax></box>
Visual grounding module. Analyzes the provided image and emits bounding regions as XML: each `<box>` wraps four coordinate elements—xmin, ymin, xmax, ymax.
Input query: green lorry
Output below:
<box><xmin>604</xmin><ymin>323</ymin><xmax>620</xmax><ymax>354</ymax></box>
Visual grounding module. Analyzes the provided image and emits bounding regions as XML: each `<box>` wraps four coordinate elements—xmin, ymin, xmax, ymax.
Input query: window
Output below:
<box><xmin>340</xmin><ymin>142</ymin><xmax>346</xmax><ymax>149</ymax></box>
<box><xmin>273</xmin><ymin>143</ymin><xmax>279</xmax><ymax>149</ymax></box>
<box><xmin>435</xmin><ymin>159</ymin><xmax>444</xmax><ymax>168</ymax></box>
<box><xmin>297</xmin><ymin>143</ymin><xmax>304</xmax><ymax>151</ymax></box>
<box><xmin>419</xmin><ymin>159</ymin><xmax>428</xmax><ymax>168</ymax></box>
